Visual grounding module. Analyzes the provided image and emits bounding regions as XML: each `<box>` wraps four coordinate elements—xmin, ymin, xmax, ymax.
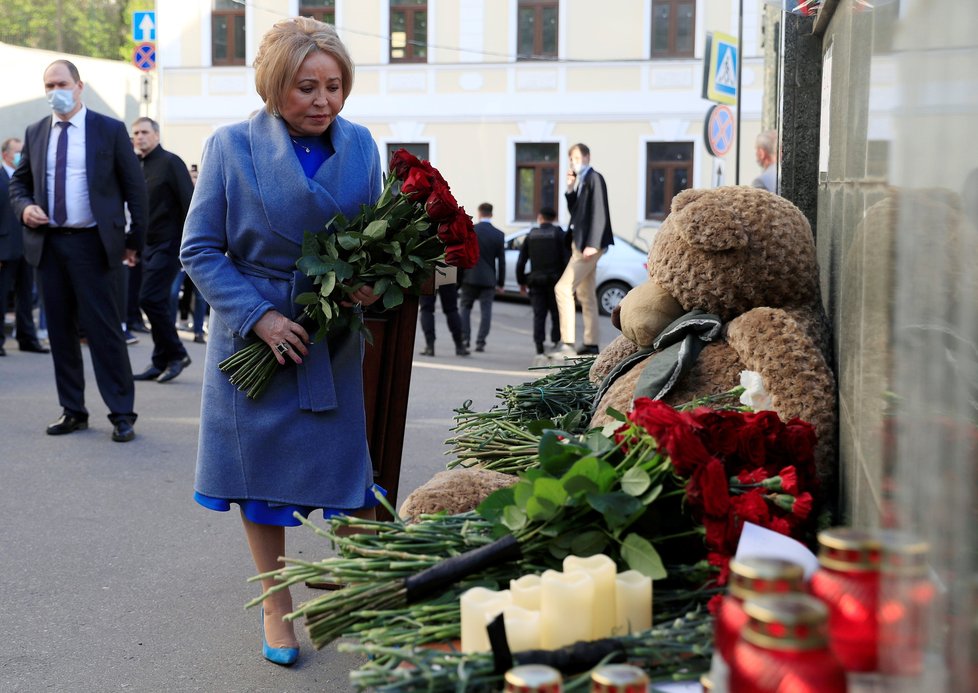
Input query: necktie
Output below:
<box><xmin>53</xmin><ymin>121</ymin><xmax>69</xmax><ymax>226</ymax></box>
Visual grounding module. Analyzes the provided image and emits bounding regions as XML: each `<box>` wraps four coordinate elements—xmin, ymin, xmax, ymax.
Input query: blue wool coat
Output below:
<box><xmin>180</xmin><ymin>110</ymin><xmax>381</xmax><ymax>508</ymax></box>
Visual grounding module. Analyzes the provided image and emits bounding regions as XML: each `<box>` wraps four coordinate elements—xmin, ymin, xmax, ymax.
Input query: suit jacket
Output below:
<box><xmin>565</xmin><ymin>167</ymin><xmax>614</xmax><ymax>252</ymax></box>
<box><xmin>462</xmin><ymin>220</ymin><xmax>505</xmax><ymax>288</ymax></box>
<box><xmin>180</xmin><ymin>109</ymin><xmax>382</xmax><ymax>509</ymax></box>
<box><xmin>0</xmin><ymin>168</ymin><xmax>23</xmax><ymax>262</ymax></box>
<box><xmin>8</xmin><ymin>108</ymin><xmax>148</xmax><ymax>267</ymax></box>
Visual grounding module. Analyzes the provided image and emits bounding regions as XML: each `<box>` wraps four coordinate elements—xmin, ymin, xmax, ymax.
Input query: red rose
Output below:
<box><xmin>438</xmin><ymin>209</ymin><xmax>473</xmax><ymax>244</ymax></box>
<box><xmin>389</xmin><ymin>148</ymin><xmax>421</xmax><ymax>180</ymax></box>
<box><xmin>628</xmin><ymin>399</ymin><xmax>712</xmax><ymax>475</ymax></box>
<box><xmin>737</xmin><ymin>418</ymin><xmax>769</xmax><ymax>467</ymax></box>
<box><xmin>687</xmin><ymin>458</ymin><xmax>730</xmax><ymax>516</ymax></box>
<box><xmin>425</xmin><ymin>180</ymin><xmax>458</xmax><ymax>222</ymax></box>
<box><xmin>445</xmin><ymin>237</ymin><xmax>479</xmax><ymax>269</ymax></box>
<box><xmin>401</xmin><ymin>166</ymin><xmax>434</xmax><ymax>202</ymax></box>
<box><xmin>781</xmin><ymin>418</ymin><xmax>817</xmax><ymax>467</ymax></box>
<box><xmin>688</xmin><ymin>408</ymin><xmax>746</xmax><ymax>458</ymax></box>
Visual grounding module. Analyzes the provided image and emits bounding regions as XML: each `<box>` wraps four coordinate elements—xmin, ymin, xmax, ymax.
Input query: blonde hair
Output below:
<box><xmin>253</xmin><ymin>17</ymin><xmax>354</xmax><ymax>116</ymax></box>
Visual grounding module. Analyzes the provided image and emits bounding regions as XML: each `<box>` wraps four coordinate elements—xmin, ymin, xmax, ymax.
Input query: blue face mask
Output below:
<box><xmin>12</xmin><ymin>152</ymin><xmax>22</xmax><ymax>167</ymax></box>
<box><xmin>47</xmin><ymin>88</ymin><xmax>76</xmax><ymax>115</ymax></box>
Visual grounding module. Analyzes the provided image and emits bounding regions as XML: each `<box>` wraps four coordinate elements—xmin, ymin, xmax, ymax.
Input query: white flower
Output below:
<box><xmin>739</xmin><ymin>370</ymin><xmax>774</xmax><ymax>411</ymax></box>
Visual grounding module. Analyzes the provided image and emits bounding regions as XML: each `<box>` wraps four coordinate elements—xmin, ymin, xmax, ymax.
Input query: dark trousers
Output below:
<box><xmin>38</xmin><ymin>230</ymin><xmax>135</xmax><ymax>423</ymax></box>
<box><xmin>529</xmin><ymin>283</ymin><xmax>561</xmax><ymax>351</ymax></box>
<box><xmin>126</xmin><ymin>261</ymin><xmax>145</xmax><ymax>328</ymax></box>
<box><xmin>0</xmin><ymin>255</ymin><xmax>40</xmax><ymax>348</ymax></box>
<box><xmin>459</xmin><ymin>284</ymin><xmax>495</xmax><ymax>347</ymax></box>
<box><xmin>139</xmin><ymin>242</ymin><xmax>188</xmax><ymax>369</ymax></box>
<box><xmin>419</xmin><ymin>283</ymin><xmax>462</xmax><ymax>343</ymax></box>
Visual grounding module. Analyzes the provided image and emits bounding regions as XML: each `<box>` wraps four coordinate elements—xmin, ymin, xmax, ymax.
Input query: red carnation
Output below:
<box><xmin>731</xmin><ymin>489</ymin><xmax>770</xmax><ymax>526</ymax></box>
<box><xmin>389</xmin><ymin>148</ymin><xmax>421</xmax><ymax>180</ymax></box>
<box><xmin>438</xmin><ymin>209</ymin><xmax>473</xmax><ymax>244</ymax></box>
<box><xmin>736</xmin><ymin>468</ymin><xmax>768</xmax><ymax>485</ymax></box>
<box><xmin>708</xmin><ymin>593</ymin><xmax>724</xmax><ymax>615</ymax></box>
<box><xmin>707</xmin><ymin>552</ymin><xmax>732</xmax><ymax>586</ymax></box>
<box><xmin>777</xmin><ymin>466</ymin><xmax>799</xmax><ymax>495</ymax></box>
<box><xmin>688</xmin><ymin>458</ymin><xmax>730</xmax><ymax>516</ymax></box>
<box><xmin>401</xmin><ymin>166</ymin><xmax>434</xmax><ymax>202</ymax></box>
<box><xmin>703</xmin><ymin>516</ymin><xmax>734</xmax><ymax>554</ymax></box>
<box><xmin>791</xmin><ymin>492</ymin><xmax>813</xmax><ymax>519</ymax></box>
<box><xmin>425</xmin><ymin>180</ymin><xmax>458</xmax><ymax>222</ymax></box>
<box><xmin>768</xmin><ymin>516</ymin><xmax>791</xmax><ymax>536</ymax></box>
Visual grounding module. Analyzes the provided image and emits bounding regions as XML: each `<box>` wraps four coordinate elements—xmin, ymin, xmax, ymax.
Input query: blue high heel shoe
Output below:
<box><xmin>260</xmin><ymin>607</ymin><xmax>299</xmax><ymax>666</ymax></box>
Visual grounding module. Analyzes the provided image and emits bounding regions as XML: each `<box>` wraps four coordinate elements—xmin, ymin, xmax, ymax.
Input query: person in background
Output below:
<box><xmin>180</xmin><ymin>17</ymin><xmax>383</xmax><ymax>666</ymax></box>
<box><xmin>459</xmin><ymin>202</ymin><xmax>504</xmax><ymax>353</ymax></box>
<box><xmin>172</xmin><ymin>164</ymin><xmax>209</xmax><ymax>344</ymax></box>
<box><xmin>0</xmin><ymin>136</ymin><xmax>48</xmax><ymax>356</ymax></box>
<box><xmin>418</xmin><ymin>266</ymin><xmax>468</xmax><ymax>357</ymax></box>
<box><xmin>552</xmin><ymin>143</ymin><xmax>614</xmax><ymax>357</ymax></box>
<box><xmin>129</xmin><ymin>117</ymin><xmax>194</xmax><ymax>383</ymax></box>
<box><xmin>9</xmin><ymin>59</ymin><xmax>147</xmax><ymax>442</ymax></box>
<box><xmin>516</xmin><ymin>206</ymin><xmax>568</xmax><ymax>357</ymax></box>
<box><xmin>752</xmin><ymin>129</ymin><xmax>778</xmax><ymax>193</ymax></box>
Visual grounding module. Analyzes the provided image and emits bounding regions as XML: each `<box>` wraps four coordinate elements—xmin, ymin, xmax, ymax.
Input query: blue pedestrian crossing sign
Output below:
<box><xmin>702</xmin><ymin>32</ymin><xmax>738</xmax><ymax>105</ymax></box>
<box><xmin>133</xmin><ymin>11</ymin><xmax>156</xmax><ymax>42</ymax></box>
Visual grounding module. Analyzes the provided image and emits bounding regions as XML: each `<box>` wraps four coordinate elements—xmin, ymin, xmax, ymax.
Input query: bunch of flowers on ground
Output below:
<box><xmin>220</xmin><ymin>149</ymin><xmax>480</xmax><ymax>398</ymax></box>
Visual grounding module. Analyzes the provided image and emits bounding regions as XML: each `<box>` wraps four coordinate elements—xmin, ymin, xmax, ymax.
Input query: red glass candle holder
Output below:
<box><xmin>729</xmin><ymin>594</ymin><xmax>847</xmax><ymax>693</ymax></box>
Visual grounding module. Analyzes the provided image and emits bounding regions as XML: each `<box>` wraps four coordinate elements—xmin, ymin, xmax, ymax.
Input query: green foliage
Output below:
<box><xmin>0</xmin><ymin>0</ymin><xmax>152</xmax><ymax>62</ymax></box>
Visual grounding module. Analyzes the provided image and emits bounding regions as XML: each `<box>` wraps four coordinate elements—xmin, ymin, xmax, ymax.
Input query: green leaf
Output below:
<box><xmin>513</xmin><ymin>479</ymin><xmax>534</xmax><ymax>509</ymax></box>
<box><xmin>294</xmin><ymin>292</ymin><xmax>318</xmax><ymax>306</ymax></box>
<box><xmin>604</xmin><ymin>407</ymin><xmax>628</xmax><ymax>422</ymax></box>
<box><xmin>373</xmin><ymin>276</ymin><xmax>391</xmax><ymax>296</ymax></box>
<box><xmin>533</xmin><ymin>477</ymin><xmax>568</xmax><ymax>508</ymax></box>
<box><xmin>395</xmin><ymin>271</ymin><xmax>411</xmax><ymax>288</ymax></box>
<box><xmin>337</xmin><ymin>233</ymin><xmax>360</xmax><ymax>251</ymax></box>
<box><xmin>333</xmin><ymin>260</ymin><xmax>354</xmax><ymax>281</ymax></box>
<box><xmin>538</xmin><ymin>430</ymin><xmax>588</xmax><ymax>477</ymax></box>
<box><xmin>301</xmin><ymin>231</ymin><xmax>318</xmax><ymax>257</ymax></box>
<box><xmin>570</xmin><ymin>530</ymin><xmax>608</xmax><ymax>556</ymax></box>
<box><xmin>525</xmin><ymin>495</ymin><xmax>557</xmax><ymax>522</ymax></box>
<box><xmin>319</xmin><ymin>271</ymin><xmax>336</xmax><ymax>297</ymax></box>
<box><xmin>382</xmin><ymin>284</ymin><xmax>404</xmax><ymax>309</ymax></box>
<box><xmin>476</xmin><ymin>486</ymin><xmax>515</xmax><ymax>522</ymax></box>
<box><xmin>621</xmin><ymin>467</ymin><xmax>652</xmax><ymax>497</ymax></box>
<box><xmin>296</xmin><ymin>255</ymin><xmax>331</xmax><ymax>277</ymax></box>
<box><xmin>641</xmin><ymin>484</ymin><xmax>663</xmax><ymax>505</ymax></box>
<box><xmin>319</xmin><ymin>298</ymin><xmax>333</xmax><ymax>320</ymax></box>
<box><xmin>363</xmin><ymin>219</ymin><xmax>389</xmax><ymax>240</ymax></box>
<box><xmin>501</xmin><ymin>505</ymin><xmax>527</xmax><ymax>532</ymax></box>
<box><xmin>621</xmin><ymin>533</ymin><xmax>667</xmax><ymax>580</ymax></box>
<box><xmin>526</xmin><ymin>418</ymin><xmax>557</xmax><ymax>436</ymax></box>
<box><xmin>585</xmin><ymin>492</ymin><xmax>644</xmax><ymax>530</ymax></box>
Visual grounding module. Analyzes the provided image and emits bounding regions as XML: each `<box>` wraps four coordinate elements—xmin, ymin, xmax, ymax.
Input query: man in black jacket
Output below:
<box><xmin>516</xmin><ymin>206</ymin><xmax>568</xmax><ymax>355</ymax></box>
<box><xmin>9</xmin><ymin>59</ymin><xmax>148</xmax><ymax>442</ymax></box>
<box><xmin>129</xmin><ymin>117</ymin><xmax>194</xmax><ymax>383</ymax></box>
<box><xmin>459</xmin><ymin>202</ymin><xmax>505</xmax><ymax>352</ymax></box>
<box><xmin>553</xmin><ymin>143</ymin><xmax>614</xmax><ymax>357</ymax></box>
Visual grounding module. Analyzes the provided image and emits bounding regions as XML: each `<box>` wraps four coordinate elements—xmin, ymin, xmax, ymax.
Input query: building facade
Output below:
<box><xmin>155</xmin><ymin>0</ymin><xmax>770</xmax><ymax>243</ymax></box>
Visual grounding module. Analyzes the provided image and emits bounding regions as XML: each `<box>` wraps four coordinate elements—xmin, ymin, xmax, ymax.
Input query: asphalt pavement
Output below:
<box><xmin>0</xmin><ymin>298</ymin><xmax>611</xmax><ymax>692</ymax></box>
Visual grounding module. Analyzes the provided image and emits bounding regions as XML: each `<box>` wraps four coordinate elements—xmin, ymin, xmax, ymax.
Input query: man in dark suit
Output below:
<box><xmin>0</xmin><ymin>136</ymin><xmax>48</xmax><ymax>357</ymax></box>
<box><xmin>459</xmin><ymin>202</ymin><xmax>505</xmax><ymax>352</ymax></box>
<box><xmin>129</xmin><ymin>117</ymin><xmax>194</xmax><ymax>383</ymax></box>
<box><xmin>516</xmin><ymin>206</ymin><xmax>569</xmax><ymax>356</ymax></box>
<box><xmin>8</xmin><ymin>59</ymin><xmax>148</xmax><ymax>442</ymax></box>
<box><xmin>552</xmin><ymin>143</ymin><xmax>614</xmax><ymax>357</ymax></box>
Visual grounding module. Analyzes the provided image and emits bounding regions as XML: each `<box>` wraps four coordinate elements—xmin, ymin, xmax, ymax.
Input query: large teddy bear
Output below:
<box><xmin>590</xmin><ymin>186</ymin><xmax>837</xmax><ymax>489</ymax></box>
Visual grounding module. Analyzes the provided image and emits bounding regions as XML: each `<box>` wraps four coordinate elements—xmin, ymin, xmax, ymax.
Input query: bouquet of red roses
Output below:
<box><xmin>219</xmin><ymin>149</ymin><xmax>480</xmax><ymax>399</ymax></box>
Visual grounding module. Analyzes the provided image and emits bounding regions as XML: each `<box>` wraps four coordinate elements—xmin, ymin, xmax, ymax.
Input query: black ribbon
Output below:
<box><xmin>403</xmin><ymin>535</ymin><xmax>523</xmax><ymax>603</ymax></box>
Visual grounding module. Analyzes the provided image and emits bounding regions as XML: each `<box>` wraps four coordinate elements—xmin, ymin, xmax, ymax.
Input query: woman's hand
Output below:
<box><xmin>341</xmin><ymin>284</ymin><xmax>380</xmax><ymax>309</ymax></box>
<box><xmin>253</xmin><ymin>310</ymin><xmax>310</xmax><ymax>365</ymax></box>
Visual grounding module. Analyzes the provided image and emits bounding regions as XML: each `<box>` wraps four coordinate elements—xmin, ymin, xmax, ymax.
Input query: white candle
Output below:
<box><xmin>540</xmin><ymin>569</ymin><xmax>594</xmax><ymax>649</ymax></box>
<box><xmin>510</xmin><ymin>574</ymin><xmax>542</xmax><ymax>611</ymax></box>
<box><xmin>563</xmin><ymin>554</ymin><xmax>618</xmax><ymax>639</ymax></box>
<box><xmin>460</xmin><ymin>587</ymin><xmax>512</xmax><ymax>653</ymax></box>
<box><xmin>613</xmin><ymin>570</ymin><xmax>653</xmax><ymax>635</ymax></box>
<box><xmin>502</xmin><ymin>605</ymin><xmax>542</xmax><ymax>652</ymax></box>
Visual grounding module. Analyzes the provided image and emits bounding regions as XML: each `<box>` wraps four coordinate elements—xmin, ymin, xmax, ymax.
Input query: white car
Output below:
<box><xmin>501</xmin><ymin>229</ymin><xmax>649</xmax><ymax>315</ymax></box>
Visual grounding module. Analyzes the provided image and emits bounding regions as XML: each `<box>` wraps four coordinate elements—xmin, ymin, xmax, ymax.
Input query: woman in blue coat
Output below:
<box><xmin>180</xmin><ymin>18</ymin><xmax>382</xmax><ymax>665</ymax></box>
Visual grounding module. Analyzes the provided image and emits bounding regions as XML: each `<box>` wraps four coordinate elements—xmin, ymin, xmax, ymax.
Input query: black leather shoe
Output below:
<box><xmin>133</xmin><ymin>365</ymin><xmax>163</xmax><ymax>381</ymax></box>
<box><xmin>577</xmin><ymin>344</ymin><xmax>600</xmax><ymax>355</ymax></box>
<box><xmin>46</xmin><ymin>413</ymin><xmax>89</xmax><ymax>435</ymax></box>
<box><xmin>19</xmin><ymin>341</ymin><xmax>50</xmax><ymax>353</ymax></box>
<box><xmin>112</xmin><ymin>420</ymin><xmax>135</xmax><ymax>442</ymax></box>
<box><xmin>0</xmin><ymin>346</ymin><xmax>6</xmax><ymax>356</ymax></box>
<box><xmin>419</xmin><ymin>344</ymin><xmax>435</xmax><ymax>356</ymax></box>
<box><xmin>156</xmin><ymin>358</ymin><xmax>188</xmax><ymax>383</ymax></box>
<box><xmin>475</xmin><ymin>343</ymin><xmax>485</xmax><ymax>353</ymax></box>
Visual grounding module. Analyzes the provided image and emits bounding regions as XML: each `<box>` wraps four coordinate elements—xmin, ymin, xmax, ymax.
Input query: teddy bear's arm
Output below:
<box><xmin>726</xmin><ymin>308</ymin><xmax>838</xmax><ymax>491</ymax></box>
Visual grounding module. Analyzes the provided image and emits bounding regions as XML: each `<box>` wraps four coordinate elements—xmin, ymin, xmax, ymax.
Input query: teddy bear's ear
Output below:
<box><xmin>673</xmin><ymin>190</ymin><xmax>750</xmax><ymax>252</ymax></box>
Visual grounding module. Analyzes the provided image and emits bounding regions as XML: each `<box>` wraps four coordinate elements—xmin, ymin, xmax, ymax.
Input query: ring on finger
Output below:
<box><xmin>275</xmin><ymin>342</ymin><xmax>290</xmax><ymax>355</ymax></box>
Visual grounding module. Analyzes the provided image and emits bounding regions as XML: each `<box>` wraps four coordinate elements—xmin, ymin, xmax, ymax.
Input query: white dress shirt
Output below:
<box><xmin>46</xmin><ymin>106</ymin><xmax>96</xmax><ymax>228</ymax></box>
<box><xmin>2</xmin><ymin>162</ymin><xmax>13</xmax><ymax>178</ymax></box>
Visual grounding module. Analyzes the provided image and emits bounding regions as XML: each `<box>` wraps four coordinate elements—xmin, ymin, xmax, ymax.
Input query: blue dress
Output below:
<box><xmin>181</xmin><ymin>111</ymin><xmax>383</xmax><ymax>527</ymax></box>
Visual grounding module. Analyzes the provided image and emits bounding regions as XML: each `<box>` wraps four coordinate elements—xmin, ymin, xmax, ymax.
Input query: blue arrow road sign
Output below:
<box><xmin>133</xmin><ymin>11</ymin><xmax>156</xmax><ymax>42</ymax></box>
